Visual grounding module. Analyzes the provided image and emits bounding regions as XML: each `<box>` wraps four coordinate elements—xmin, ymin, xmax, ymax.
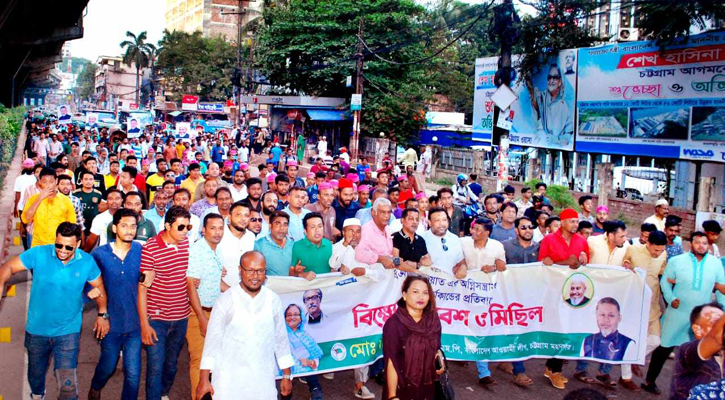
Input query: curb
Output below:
<box><xmin>0</xmin><ymin>121</ymin><xmax>26</xmax><ymax>262</ymax></box>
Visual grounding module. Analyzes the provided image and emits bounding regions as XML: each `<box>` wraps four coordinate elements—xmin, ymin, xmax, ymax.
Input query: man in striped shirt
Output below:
<box><xmin>138</xmin><ymin>206</ymin><xmax>193</xmax><ymax>400</ymax></box>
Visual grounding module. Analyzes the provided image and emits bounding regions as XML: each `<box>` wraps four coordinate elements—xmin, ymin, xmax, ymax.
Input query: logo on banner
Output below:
<box><xmin>683</xmin><ymin>148</ymin><xmax>714</xmax><ymax>159</ymax></box>
<box><xmin>331</xmin><ymin>343</ymin><xmax>347</xmax><ymax>361</ymax></box>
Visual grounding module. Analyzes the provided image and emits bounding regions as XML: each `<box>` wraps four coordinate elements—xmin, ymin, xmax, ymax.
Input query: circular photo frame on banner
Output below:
<box><xmin>562</xmin><ymin>272</ymin><xmax>594</xmax><ymax>308</ymax></box>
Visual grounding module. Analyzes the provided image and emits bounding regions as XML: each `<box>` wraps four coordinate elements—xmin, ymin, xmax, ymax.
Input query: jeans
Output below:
<box><xmin>90</xmin><ymin>331</ymin><xmax>142</xmax><ymax>400</ymax></box>
<box><xmin>475</xmin><ymin>361</ymin><xmax>491</xmax><ymax>378</ymax></box>
<box><xmin>512</xmin><ymin>361</ymin><xmax>526</xmax><ymax>375</ymax></box>
<box><xmin>25</xmin><ymin>331</ymin><xmax>80</xmax><ymax>400</ymax></box>
<box><xmin>144</xmin><ymin>318</ymin><xmax>188</xmax><ymax>400</ymax></box>
<box><xmin>576</xmin><ymin>360</ymin><xmax>612</xmax><ymax>375</ymax></box>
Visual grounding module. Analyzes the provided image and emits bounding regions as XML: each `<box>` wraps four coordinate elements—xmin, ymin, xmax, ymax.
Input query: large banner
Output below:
<box><xmin>576</xmin><ymin>32</ymin><xmax>725</xmax><ymax>162</ymax></box>
<box><xmin>472</xmin><ymin>51</ymin><xmax>577</xmax><ymax>151</ymax></box>
<box><xmin>267</xmin><ymin>263</ymin><xmax>651</xmax><ymax>377</ymax></box>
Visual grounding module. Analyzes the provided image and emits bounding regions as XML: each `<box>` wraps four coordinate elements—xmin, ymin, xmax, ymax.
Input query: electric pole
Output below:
<box><xmin>491</xmin><ymin>0</ymin><xmax>519</xmax><ymax>191</ymax></box>
<box><xmin>350</xmin><ymin>17</ymin><xmax>365</xmax><ymax>162</ymax></box>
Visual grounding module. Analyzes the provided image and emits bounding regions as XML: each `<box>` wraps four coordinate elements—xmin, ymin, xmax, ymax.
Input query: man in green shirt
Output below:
<box><xmin>107</xmin><ymin>191</ymin><xmax>157</xmax><ymax>243</ymax></box>
<box><xmin>291</xmin><ymin>212</ymin><xmax>332</xmax><ymax>280</ymax></box>
<box><xmin>74</xmin><ymin>170</ymin><xmax>105</xmax><ymax>235</ymax></box>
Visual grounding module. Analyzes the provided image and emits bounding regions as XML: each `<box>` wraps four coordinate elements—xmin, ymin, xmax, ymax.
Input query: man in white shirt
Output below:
<box><xmin>461</xmin><ymin>218</ymin><xmax>506</xmax><ymax>273</ymax></box>
<box><xmin>229</xmin><ymin>169</ymin><xmax>248</xmax><ymax>202</ymax></box>
<box><xmin>317</xmin><ymin>136</ymin><xmax>327</xmax><ymax>157</ymax></box>
<box><xmin>47</xmin><ymin>134</ymin><xmax>63</xmax><ymax>162</ymax></box>
<box><xmin>219</xmin><ymin>202</ymin><xmax>256</xmax><ymax>287</ymax></box>
<box><xmin>196</xmin><ymin>251</ymin><xmax>294</xmax><ymax>400</ymax></box>
<box><xmin>14</xmin><ymin>160</ymin><xmax>38</xmax><ymax>219</ymax></box>
<box><xmin>422</xmin><ymin>208</ymin><xmax>466</xmax><ymax>278</ymax></box>
<box><xmin>644</xmin><ymin>199</ymin><xmax>669</xmax><ymax>232</ymax></box>
<box><xmin>84</xmin><ymin>189</ymin><xmax>124</xmax><ymax>251</ymax></box>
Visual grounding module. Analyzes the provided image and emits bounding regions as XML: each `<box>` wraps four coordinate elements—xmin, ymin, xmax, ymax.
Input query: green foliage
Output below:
<box><xmin>637</xmin><ymin>1</ymin><xmax>725</xmax><ymax>48</ymax></box>
<box><xmin>515</xmin><ymin>0</ymin><xmax>598</xmax><ymax>87</ymax></box>
<box><xmin>426</xmin><ymin>1</ymin><xmax>499</xmax><ymax>115</ymax></box>
<box><xmin>120</xmin><ymin>31</ymin><xmax>156</xmax><ymax>104</ymax></box>
<box><xmin>0</xmin><ymin>105</ymin><xmax>25</xmax><ymax>141</ymax></box>
<box><xmin>524</xmin><ymin>178</ymin><xmax>577</xmax><ymax>214</ymax></box>
<box><xmin>156</xmin><ymin>30</ymin><xmax>239</xmax><ymax>102</ymax></box>
<box><xmin>75</xmin><ymin>62</ymin><xmax>98</xmax><ymax>102</ymax></box>
<box><xmin>254</xmin><ymin>0</ymin><xmax>436</xmax><ymax>144</ymax></box>
<box><xmin>434</xmin><ymin>177</ymin><xmax>454</xmax><ymax>186</ymax></box>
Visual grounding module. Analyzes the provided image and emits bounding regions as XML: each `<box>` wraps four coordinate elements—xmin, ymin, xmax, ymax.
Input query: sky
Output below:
<box><xmin>70</xmin><ymin>0</ymin><xmax>535</xmax><ymax>62</ymax></box>
<box><xmin>70</xmin><ymin>0</ymin><xmax>166</xmax><ymax>61</ymax></box>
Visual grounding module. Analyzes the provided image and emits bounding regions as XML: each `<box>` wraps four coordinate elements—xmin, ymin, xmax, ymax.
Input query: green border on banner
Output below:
<box><xmin>317</xmin><ymin>334</ymin><xmax>383</xmax><ymax>370</ymax></box>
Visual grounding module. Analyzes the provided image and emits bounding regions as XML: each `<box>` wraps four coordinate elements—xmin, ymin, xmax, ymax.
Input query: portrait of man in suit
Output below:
<box><xmin>581</xmin><ymin>297</ymin><xmax>634</xmax><ymax>361</ymax></box>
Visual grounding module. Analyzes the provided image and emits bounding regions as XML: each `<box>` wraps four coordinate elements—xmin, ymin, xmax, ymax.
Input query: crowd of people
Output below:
<box><xmin>1</xmin><ymin>118</ymin><xmax>725</xmax><ymax>400</ymax></box>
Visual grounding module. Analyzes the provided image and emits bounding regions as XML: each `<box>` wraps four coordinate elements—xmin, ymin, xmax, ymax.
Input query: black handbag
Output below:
<box><xmin>434</xmin><ymin>349</ymin><xmax>455</xmax><ymax>400</ymax></box>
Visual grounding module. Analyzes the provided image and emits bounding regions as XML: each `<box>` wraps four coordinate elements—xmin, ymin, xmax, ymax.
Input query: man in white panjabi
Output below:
<box><xmin>196</xmin><ymin>251</ymin><xmax>294</xmax><ymax>400</ymax></box>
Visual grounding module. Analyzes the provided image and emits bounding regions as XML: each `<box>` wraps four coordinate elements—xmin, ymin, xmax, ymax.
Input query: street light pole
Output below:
<box><xmin>350</xmin><ymin>17</ymin><xmax>365</xmax><ymax>162</ymax></box>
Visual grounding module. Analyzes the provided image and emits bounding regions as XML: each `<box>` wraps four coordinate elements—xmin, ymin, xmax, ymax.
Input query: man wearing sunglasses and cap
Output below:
<box><xmin>0</xmin><ymin>222</ymin><xmax>109</xmax><ymax>400</ymax></box>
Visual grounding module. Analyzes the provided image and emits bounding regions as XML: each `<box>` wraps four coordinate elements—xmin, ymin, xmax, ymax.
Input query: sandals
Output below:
<box><xmin>513</xmin><ymin>373</ymin><xmax>533</xmax><ymax>387</ymax></box>
<box><xmin>596</xmin><ymin>374</ymin><xmax>618</xmax><ymax>389</ymax></box>
<box><xmin>497</xmin><ymin>363</ymin><xmax>514</xmax><ymax>375</ymax></box>
<box><xmin>573</xmin><ymin>370</ymin><xmax>596</xmax><ymax>384</ymax></box>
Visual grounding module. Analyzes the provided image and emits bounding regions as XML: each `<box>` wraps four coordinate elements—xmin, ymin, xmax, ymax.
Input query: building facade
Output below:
<box><xmin>94</xmin><ymin>56</ymin><xmax>150</xmax><ymax>110</ymax></box>
<box><xmin>164</xmin><ymin>0</ymin><xmax>262</xmax><ymax>41</ymax></box>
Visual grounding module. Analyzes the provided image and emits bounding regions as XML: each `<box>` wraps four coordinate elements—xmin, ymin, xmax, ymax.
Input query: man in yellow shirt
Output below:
<box><xmin>103</xmin><ymin>160</ymin><xmax>120</xmax><ymax>190</ymax></box>
<box><xmin>22</xmin><ymin>168</ymin><xmax>77</xmax><ymax>247</ymax></box>
<box><xmin>145</xmin><ymin>159</ymin><xmax>168</xmax><ymax>203</ymax></box>
<box><xmin>181</xmin><ymin>162</ymin><xmax>205</xmax><ymax>201</ymax></box>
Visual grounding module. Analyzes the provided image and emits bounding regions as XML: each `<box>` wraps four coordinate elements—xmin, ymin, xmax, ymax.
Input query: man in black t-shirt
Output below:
<box><xmin>392</xmin><ymin>208</ymin><xmax>431</xmax><ymax>272</ymax></box>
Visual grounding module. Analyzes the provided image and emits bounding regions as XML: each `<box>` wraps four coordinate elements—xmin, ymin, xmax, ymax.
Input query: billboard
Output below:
<box><xmin>576</xmin><ymin>32</ymin><xmax>725</xmax><ymax>162</ymax></box>
<box><xmin>472</xmin><ymin>51</ymin><xmax>577</xmax><ymax>151</ymax></box>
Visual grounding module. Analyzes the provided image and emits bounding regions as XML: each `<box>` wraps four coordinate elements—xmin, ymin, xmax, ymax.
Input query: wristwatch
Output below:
<box><xmin>282</xmin><ymin>374</ymin><xmax>292</xmax><ymax>380</ymax></box>
<box><xmin>98</xmin><ymin>312</ymin><xmax>110</xmax><ymax>320</ymax></box>
<box><xmin>392</xmin><ymin>257</ymin><xmax>401</xmax><ymax>267</ymax></box>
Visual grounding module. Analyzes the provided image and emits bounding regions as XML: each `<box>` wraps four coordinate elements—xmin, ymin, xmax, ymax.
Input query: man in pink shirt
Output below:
<box><xmin>355</xmin><ymin>198</ymin><xmax>396</xmax><ymax>269</ymax></box>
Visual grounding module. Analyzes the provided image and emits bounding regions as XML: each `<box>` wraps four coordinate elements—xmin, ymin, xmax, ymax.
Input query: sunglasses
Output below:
<box><xmin>441</xmin><ymin>237</ymin><xmax>448</xmax><ymax>252</ymax></box>
<box><xmin>54</xmin><ymin>243</ymin><xmax>75</xmax><ymax>251</ymax></box>
<box><xmin>518</xmin><ymin>225</ymin><xmax>535</xmax><ymax>230</ymax></box>
<box><xmin>547</xmin><ymin>75</ymin><xmax>561</xmax><ymax>80</ymax></box>
<box><xmin>250</xmin><ymin>218</ymin><xmax>263</xmax><ymax>223</ymax></box>
<box><xmin>176</xmin><ymin>224</ymin><xmax>193</xmax><ymax>232</ymax></box>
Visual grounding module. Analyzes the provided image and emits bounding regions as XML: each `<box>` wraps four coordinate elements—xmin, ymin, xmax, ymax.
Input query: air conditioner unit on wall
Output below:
<box><xmin>618</xmin><ymin>27</ymin><xmax>639</xmax><ymax>42</ymax></box>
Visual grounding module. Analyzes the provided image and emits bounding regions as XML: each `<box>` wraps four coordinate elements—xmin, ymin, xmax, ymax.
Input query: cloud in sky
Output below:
<box><xmin>69</xmin><ymin>0</ymin><xmax>166</xmax><ymax>62</ymax></box>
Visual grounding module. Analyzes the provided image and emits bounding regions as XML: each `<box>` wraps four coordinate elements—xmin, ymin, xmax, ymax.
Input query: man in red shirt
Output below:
<box><xmin>138</xmin><ymin>206</ymin><xmax>192</xmax><ymax>399</ymax></box>
<box><xmin>396</xmin><ymin>175</ymin><xmax>414</xmax><ymax>209</ymax></box>
<box><xmin>538</xmin><ymin>208</ymin><xmax>589</xmax><ymax>390</ymax></box>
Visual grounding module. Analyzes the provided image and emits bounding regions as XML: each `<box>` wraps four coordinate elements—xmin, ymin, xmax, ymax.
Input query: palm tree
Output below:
<box><xmin>120</xmin><ymin>31</ymin><xmax>156</xmax><ymax>106</ymax></box>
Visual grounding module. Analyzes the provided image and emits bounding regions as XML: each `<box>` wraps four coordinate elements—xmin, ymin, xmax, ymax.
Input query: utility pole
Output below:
<box><xmin>491</xmin><ymin>0</ymin><xmax>519</xmax><ymax>191</ymax></box>
<box><xmin>350</xmin><ymin>18</ymin><xmax>365</xmax><ymax>162</ymax></box>
<box><xmin>236</xmin><ymin>0</ymin><xmax>245</xmax><ymax>125</ymax></box>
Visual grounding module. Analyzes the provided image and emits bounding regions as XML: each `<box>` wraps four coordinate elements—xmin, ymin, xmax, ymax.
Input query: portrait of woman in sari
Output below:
<box><xmin>283</xmin><ymin>303</ymin><xmax>324</xmax><ymax>374</ymax></box>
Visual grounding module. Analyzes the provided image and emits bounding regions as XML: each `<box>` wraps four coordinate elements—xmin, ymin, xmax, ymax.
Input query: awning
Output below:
<box><xmin>306</xmin><ymin>109</ymin><xmax>351</xmax><ymax>121</ymax></box>
<box><xmin>169</xmin><ymin>111</ymin><xmax>182</xmax><ymax>117</ymax></box>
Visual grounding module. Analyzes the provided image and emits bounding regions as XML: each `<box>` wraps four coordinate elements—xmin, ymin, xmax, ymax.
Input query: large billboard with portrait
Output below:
<box><xmin>576</xmin><ymin>32</ymin><xmax>725</xmax><ymax>162</ymax></box>
<box><xmin>472</xmin><ymin>50</ymin><xmax>577</xmax><ymax>151</ymax></box>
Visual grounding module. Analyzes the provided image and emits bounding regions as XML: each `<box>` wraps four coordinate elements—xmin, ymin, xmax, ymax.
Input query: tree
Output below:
<box><xmin>254</xmin><ymin>0</ymin><xmax>436</xmax><ymax>144</ymax></box>
<box><xmin>120</xmin><ymin>31</ymin><xmax>156</xmax><ymax>105</ymax></box>
<box><xmin>75</xmin><ymin>62</ymin><xmax>98</xmax><ymax>102</ymax></box>
<box><xmin>637</xmin><ymin>0</ymin><xmax>725</xmax><ymax>47</ymax></box>
<box><xmin>426</xmin><ymin>1</ymin><xmax>499</xmax><ymax>117</ymax></box>
<box><xmin>155</xmin><ymin>30</ymin><xmax>239</xmax><ymax>102</ymax></box>
<box><xmin>515</xmin><ymin>1</ymin><xmax>598</xmax><ymax>91</ymax></box>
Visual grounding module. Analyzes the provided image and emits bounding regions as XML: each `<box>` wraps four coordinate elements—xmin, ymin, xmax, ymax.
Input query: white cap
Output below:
<box><xmin>343</xmin><ymin>218</ymin><xmax>361</xmax><ymax>228</ymax></box>
<box><xmin>655</xmin><ymin>199</ymin><xmax>669</xmax><ymax>207</ymax></box>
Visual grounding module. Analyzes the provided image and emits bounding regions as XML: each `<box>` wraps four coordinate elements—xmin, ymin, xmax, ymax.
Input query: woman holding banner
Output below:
<box><xmin>383</xmin><ymin>274</ymin><xmax>444</xmax><ymax>400</ymax></box>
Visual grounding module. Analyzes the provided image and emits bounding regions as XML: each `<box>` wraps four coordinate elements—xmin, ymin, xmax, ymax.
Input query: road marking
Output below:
<box><xmin>0</xmin><ymin>328</ymin><xmax>10</xmax><ymax>343</ymax></box>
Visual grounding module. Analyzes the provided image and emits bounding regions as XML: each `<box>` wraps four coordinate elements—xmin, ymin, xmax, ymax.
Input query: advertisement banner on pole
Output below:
<box><xmin>576</xmin><ymin>32</ymin><xmax>725</xmax><ymax>162</ymax></box>
<box><xmin>265</xmin><ymin>264</ymin><xmax>651</xmax><ymax>377</ymax></box>
<box><xmin>472</xmin><ymin>51</ymin><xmax>577</xmax><ymax>151</ymax></box>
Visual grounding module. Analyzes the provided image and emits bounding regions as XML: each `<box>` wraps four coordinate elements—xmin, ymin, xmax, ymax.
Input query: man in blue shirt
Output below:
<box><xmin>270</xmin><ymin>142</ymin><xmax>283</xmax><ymax>165</ymax></box>
<box><xmin>88</xmin><ymin>209</ymin><xmax>143</xmax><ymax>400</ymax></box>
<box><xmin>254</xmin><ymin>211</ymin><xmax>295</xmax><ymax>276</ymax></box>
<box><xmin>210</xmin><ymin>139</ymin><xmax>225</xmax><ymax>164</ymax></box>
<box><xmin>0</xmin><ymin>222</ymin><xmax>109</xmax><ymax>400</ymax></box>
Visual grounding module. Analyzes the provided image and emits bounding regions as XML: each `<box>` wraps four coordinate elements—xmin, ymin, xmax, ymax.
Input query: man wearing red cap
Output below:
<box><xmin>333</xmin><ymin>178</ymin><xmax>361</xmax><ymax>233</ymax></box>
<box><xmin>538</xmin><ymin>207</ymin><xmax>590</xmax><ymax>390</ymax></box>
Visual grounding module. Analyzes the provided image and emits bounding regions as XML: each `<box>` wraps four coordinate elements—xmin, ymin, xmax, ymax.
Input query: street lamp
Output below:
<box><xmin>379</xmin><ymin>131</ymin><xmax>385</xmax><ymax>137</ymax></box>
<box><xmin>432</xmin><ymin>136</ymin><xmax>438</xmax><ymax>143</ymax></box>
